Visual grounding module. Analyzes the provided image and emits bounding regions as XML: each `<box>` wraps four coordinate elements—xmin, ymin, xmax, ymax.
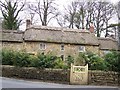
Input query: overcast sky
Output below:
<box><xmin>0</xmin><ymin>0</ymin><xmax>119</xmax><ymax>30</ymax></box>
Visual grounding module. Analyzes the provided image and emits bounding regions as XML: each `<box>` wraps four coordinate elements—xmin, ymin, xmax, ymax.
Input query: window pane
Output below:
<box><xmin>40</xmin><ymin>43</ymin><xmax>46</xmax><ymax>50</ymax></box>
<box><xmin>61</xmin><ymin>44</ymin><xmax>64</xmax><ymax>50</ymax></box>
<box><xmin>79</xmin><ymin>46</ymin><xmax>85</xmax><ymax>52</ymax></box>
<box><xmin>40</xmin><ymin>44</ymin><xmax>43</xmax><ymax>49</ymax></box>
<box><xmin>43</xmin><ymin>44</ymin><xmax>45</xmax><ymax>49</ymax></box>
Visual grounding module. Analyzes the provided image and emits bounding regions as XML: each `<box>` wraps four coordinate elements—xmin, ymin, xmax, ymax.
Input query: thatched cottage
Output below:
<box><xmin>1</xmin><ymin>30</ymin><xmax>24</xmax><ymax>51</ymax></box>
<box><xmin>1</xmin><ymin>25</ymin><xmax>119</xmax><ymax>60</ymax></box>
<box><xmin>98</xmin><ymin>37</ymin><xmax>119</xmax><ymax>56</ymax></box>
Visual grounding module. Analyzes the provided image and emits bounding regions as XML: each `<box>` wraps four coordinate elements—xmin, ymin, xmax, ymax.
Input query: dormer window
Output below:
<box><xmin>79</xmin><ymin>46</ymin><xmax>85</xmax><ymax>52</ymax></box>
<box><xmin>61</xmin><ymin>44</ymin><xmax>64</xmax><ymax>51</ymax></box>
<box><xmin>40</xmin><ymin>43</ymin><xmax>46</xmax><ymax>50</ymax></box>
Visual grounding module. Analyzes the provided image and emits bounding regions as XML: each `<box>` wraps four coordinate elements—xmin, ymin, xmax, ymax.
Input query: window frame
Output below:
<box><xmin>61</xmin><ymin>44</ymin><xmax>65</xmax><ymax>51</ymax></box>
<box><xmin>40</xmin><ymin>43</ymin><xmax>46</xmax><ymax>50</ymax></box>
<box><xmin>79</xmin><ymin>46</ymin><xmax>85</xmax><ymax>52</ymax></box>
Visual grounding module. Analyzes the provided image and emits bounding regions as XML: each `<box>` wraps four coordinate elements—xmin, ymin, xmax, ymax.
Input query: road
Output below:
<box><xmin>1</xmin><ymin>77</ymin><xmax>120</xmax><ymax>90</ymax></box>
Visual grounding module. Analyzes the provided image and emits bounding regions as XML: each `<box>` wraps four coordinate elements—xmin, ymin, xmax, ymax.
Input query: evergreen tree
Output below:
<box><xmin>0</xmin><ymin>0</ymin><xmax>25</xmax><ymax>30</ymax></box>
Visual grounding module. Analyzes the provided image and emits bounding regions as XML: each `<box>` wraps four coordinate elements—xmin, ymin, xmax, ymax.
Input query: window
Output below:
<box><xmin>103</xmin><ymin>50</ymin><xmax>110</xmax><ymax>54</ymax></box>
<box><xmin>40</xmin><ymin>43</ymin><xmax>46</xmax><ymax>50</ymax></box>
<box><xmin>61</xmin><ymin>44</ymin><xmax>64</xmax><ymax>51</ymax></box>
<box><xmin>79</xmin><ymin>46</ymin><xmax>85</xmax><ymax>52</ymax></box>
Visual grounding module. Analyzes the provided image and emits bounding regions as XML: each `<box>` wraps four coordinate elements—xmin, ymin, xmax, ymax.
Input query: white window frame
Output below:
<box><xmin>79</xmin><ymin>46</ymin><xmax>85</xmax><ymax>52</ymax></box>
<box><xmin>40</xmin><ymin>43</ymin><xmax>46</xmax><ymax>50</ymax></box>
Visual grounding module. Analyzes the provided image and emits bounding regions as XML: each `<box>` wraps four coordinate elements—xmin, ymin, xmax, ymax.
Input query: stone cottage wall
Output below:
<box><xmin>2</xmin><ymin>42</ymin><xmax>24</xmax><ymax>51</ymax></box>
<box><xmin>24</xmin><ymin>42</ymin><xmax>99</xmax><ymax>58</ymax></box>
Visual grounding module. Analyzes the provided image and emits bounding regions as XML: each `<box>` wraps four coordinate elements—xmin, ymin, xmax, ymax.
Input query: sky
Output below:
<box><xmin>0</xmin><ymin>0</ymin><xmax>119</xmax><ymax>30</ymax></box>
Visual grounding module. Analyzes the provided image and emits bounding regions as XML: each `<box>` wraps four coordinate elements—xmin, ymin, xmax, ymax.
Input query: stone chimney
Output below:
<box><xmin>89</xmin><ymin>23</ymin><xmax>94</xmax><ymax>33</ymax></box>
<box><xmin>26</xmin><ymin>19</ymin><xmax>32</xmax><ymax>28</ymax></box>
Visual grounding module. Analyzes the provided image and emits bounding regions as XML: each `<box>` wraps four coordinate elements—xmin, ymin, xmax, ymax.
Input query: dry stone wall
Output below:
<box><xmin>2</xmin><ymin>65</ymin><xmax>119</xmax><ymax>86</ymax></box>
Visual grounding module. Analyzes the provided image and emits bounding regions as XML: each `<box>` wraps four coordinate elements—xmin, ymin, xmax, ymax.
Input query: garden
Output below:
<box><xmin>1</xmin><ymin>49</ymin><xmax>120</xmax><ymax>72</ymax></box>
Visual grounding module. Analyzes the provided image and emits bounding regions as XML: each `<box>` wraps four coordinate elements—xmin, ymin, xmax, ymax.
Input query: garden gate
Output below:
<box><xmin>70</xmin><ymin>63</ymin><xmax>88</xmax><ymax>85</ymax></box>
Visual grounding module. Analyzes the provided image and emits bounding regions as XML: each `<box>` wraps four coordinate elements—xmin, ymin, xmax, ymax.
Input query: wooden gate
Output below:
<box><xmin>70</xmin><ymin>63</ymin><xmax>88</xmax><ymax>85</ymax></box>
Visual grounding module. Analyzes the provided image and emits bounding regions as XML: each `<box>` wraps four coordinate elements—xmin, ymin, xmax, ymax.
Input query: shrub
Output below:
<box><xmin>28</xmin><ymin>55</ymin><xmax>38</xmax><ymax>67</ymax></box>
<box><xmin>65</xmin><ymin>55</ymin><xmax>74</xmax><ymax>68</ymax></box>
<box><xmin>74</xmin><ymin>52</ymin><xmax>87</xmax><ymax>66</ymax></box>
<box><xmin>85</xmin><ymin>52</ymin><xmax>107</xmax><ymax>70</ymax></box>
<box><xmin>2</xmin><ymin>49</ymin><xmax>31</xmax><ymax>67</ymax></box>
<box><xmin>13</xmin><ymin>51</ymin><xmax>31</xmax><ymax>67</ymax></box>
<box><xmin>104</xmin><ymin>51</ymin><xmax>120</xmax><ymax>72</ymax></box>
<box><xmin>75</xmin><ymin>52</ymin><xmax>107</xmax><ymax>70</ymax></box>
<box><xmin>2</xmin><ymin>49</ymin><xmax>15</xmax><ymax>65</ymax></box>
<box><xmin>35</xmin><ymin>53</ymin><xmax>57</xmax><ymax>68</ymax></box>
<box><xmin>54</xmin><ymin>57</ymin><xmax>64</xmax><ymax>69</ymax></box>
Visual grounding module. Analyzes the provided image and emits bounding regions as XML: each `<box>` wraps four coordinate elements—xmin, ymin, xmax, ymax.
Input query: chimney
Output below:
<box><xmin>26</xmin><ymin>19</ymin><xmax>32</xmax><ymax>28</ymax></box>
<box><xmin>89</xmin><ymin>23</ymin><xmax>94</xmax><ymax>33</ymax></box>
<box><xmin>110</xmin><ymin>34</ymin><xmax>115</xmax><ymax>39</ymax></box>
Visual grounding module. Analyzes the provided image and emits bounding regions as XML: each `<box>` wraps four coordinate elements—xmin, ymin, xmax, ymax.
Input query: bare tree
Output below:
<box><xmin>56</xmin><ymin>14</ymin><xmax>68</xmax><ymax>27</ymax></box>
<box><xmin>91</xmin><ymin>1</ymin><xmax>115</xmax><ymax>37</ymax></box>
<box><xmin>56</xmin><ymin>0</ymin><xmax>80</xmax><ymax>29</ymax></box>
<box><xmin>67</xmin><ymin>1</ymin><xmax>78</xmax><ymax>28</ymax></box>
<box><xmin>74</xmin><ymin>2</ymin><xmax>86</xmax><ymax>29</ymax></box>
<box><xmin>85</xmin><ymin>1</ymin><xmax>95</xmax><ymax>30</ymax></box>
<box><xmin>28</xmin><ymin>0</ymin><xmax>58</xmax><ymax>26</ymax></box>
<box><xmin>102</xmin><ymin>2</ymin><xmax>115</xmax><ymax>37</ymax></box>
<box><xmin>57</xmin><ymin>0</ymin><xmax>116</xmax><ymax>38</ymax></box>
<box><xmin>93</xmin><ymin>2</ymin><xmax>105</xmax><ymax>37</ymax></box>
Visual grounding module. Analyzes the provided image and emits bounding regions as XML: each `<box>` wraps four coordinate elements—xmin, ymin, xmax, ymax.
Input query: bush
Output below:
<box><xmin>85</xmin><ymin>52</ymin><xmax>107</xmax><ymax>70</ymax></box>
<box><xmin>34</xmin><ymin>53</ymin><xmax>57</xmax><ymax>68</ymax></box>
<box><xmin>54</xmin><ymin>57</ymin><xmax>68</xmax><ymax>69</ymax></box>
<box><xmin>74</xmin><ymin>52</ymin><xmax>87</xmax><ymax>66</ymax></box>
<box><xmin>75</xmin><ymin>52</ymin><xmax>107</xmax><ymax>70</ymax></box>
<box><xmin>2</xmin><ymin>49</ymin><xmax>15</xmax><ymax>65</ymax></box>
<box><xmin>104</xmin><ymin>51</ymin><xmax>120</xmax><ymax>72</ymax></box>
<box><xmin>3</xmin><ymin>49</ymin><xmax>119</xmax><ymax>71</ymax></box>
<box><xmin>2</xmin><ymin>49</ymin><xmax>68</xmax><ymax>69</ymax></box>
<box><xmin>13</xmin><ymin>51</ymin><xmax>31</xmax><ymax>67</ymax></box>
<box><xmin>28</xmin><ymin>55</ymin><xmax>38</xmax><ymax>67</ymax></box>
<box><xmin>2</xmin><ymin>49</ymin><xmax>31</xmax><ymax>67</ymax></box>
<box><xmin>65</xmin><ymin>55</ymin><xmax>74</xmax><ymax>68</ymax></box>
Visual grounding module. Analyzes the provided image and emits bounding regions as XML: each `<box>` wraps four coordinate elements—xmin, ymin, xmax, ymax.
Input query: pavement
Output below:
<box><xmin>1</xmin><ymin>77</ymin><xmax>120</xmax><ymax>90</ymax></box>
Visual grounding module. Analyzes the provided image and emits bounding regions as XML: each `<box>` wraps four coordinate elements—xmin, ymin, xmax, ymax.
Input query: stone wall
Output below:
<box><xmin>2</xmin><ymin>42</ymin><xmax>24</xmax><ymax>51</ymax></box>
<box><xmin>2</xmin><ymin>65</ymin><xmax>70</xmax><ymax>84</ymax></box>
<box><xmin>2</xmin><ymin>41</ymin><xmax>99</xmax><ymax>59</ymax></box>
<box><xmin>2</xmin><ymin>65</ymin><xmax>119</xmax><ymax>86</ymax></box>
<box><xmin>88</xmin><ymin>71</ymin><xmax>119</xmax><ymax>86</ymax></box>
<box><xmin>24</xmin><ymin>42</ymin><xmax>99</xmax><ymax>58</ymax></box>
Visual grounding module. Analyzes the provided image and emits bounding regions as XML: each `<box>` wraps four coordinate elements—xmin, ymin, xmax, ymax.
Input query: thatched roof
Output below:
<box><xmin>98</xmin><ymin>37</ymin><xmax>119</xmax><ymax>50</ymax></box>
<box><xmin>24</xmin><ymin>26</ymin><xmax>99</xmax><ymax>45</ymax></box>
<box><xmin>0</xmin><ymin>30</ymin><xmax>23</xmax><ymax>42</ymax></box>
